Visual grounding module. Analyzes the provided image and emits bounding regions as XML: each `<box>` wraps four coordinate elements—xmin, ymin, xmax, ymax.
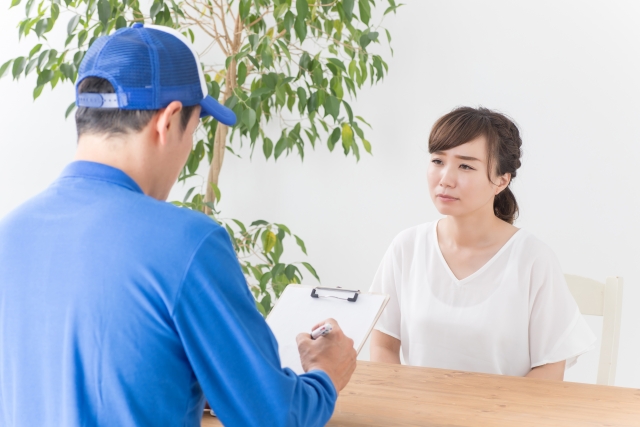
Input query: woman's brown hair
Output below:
<box><xmin>428</xmin><ymin>107</ymin><xmax>523</xmax><ymax>224</ymax></box>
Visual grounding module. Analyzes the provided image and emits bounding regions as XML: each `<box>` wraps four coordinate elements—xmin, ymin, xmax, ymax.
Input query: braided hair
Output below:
<box><xmin>428</xmin><ymin>107</ymin><xmax>523</xmax><ymax>224</ymax></box>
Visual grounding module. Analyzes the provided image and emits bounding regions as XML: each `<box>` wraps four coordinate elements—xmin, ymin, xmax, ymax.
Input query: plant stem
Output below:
<box><xmin>204</xmin><ymin>12</ymin><xmax>243</xmax><ymax>214</ymax></box>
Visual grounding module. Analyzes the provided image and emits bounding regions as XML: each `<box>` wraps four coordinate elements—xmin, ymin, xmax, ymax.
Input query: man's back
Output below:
<box><xmin>0</xmin><ymin>161</ymin><xmax>337</xmax><ymax>427</ymax></box>
<box><xmin>0</xmin><ymin>161</ymin><xmax>218</xmax><ymax>425</ymax></box>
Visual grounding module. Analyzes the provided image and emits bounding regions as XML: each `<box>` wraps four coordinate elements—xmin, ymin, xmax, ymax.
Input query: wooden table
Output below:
<box><xmin>202</xmin><ymin>361</ymin><xmax>640</xmax><ymax>426</ymax></box>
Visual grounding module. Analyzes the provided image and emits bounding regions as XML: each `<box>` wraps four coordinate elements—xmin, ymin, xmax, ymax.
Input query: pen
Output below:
<box><xmin>311</xmin><ymin>323</ymin><xmax>333</xmax><ymax>339</ymax></box>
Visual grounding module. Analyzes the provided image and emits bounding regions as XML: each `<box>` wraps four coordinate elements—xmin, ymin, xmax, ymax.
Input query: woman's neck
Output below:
<box><xmin>438</xmin><ymin>210</ymin><xmax>507</xmax><ymax>249</ymax></box>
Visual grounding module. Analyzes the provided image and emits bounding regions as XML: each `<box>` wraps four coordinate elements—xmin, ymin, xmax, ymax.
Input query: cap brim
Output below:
<box><xmin>200</xmin><ymin>96</ymin><xmax>237</xmax><ymax>126</ymax></box>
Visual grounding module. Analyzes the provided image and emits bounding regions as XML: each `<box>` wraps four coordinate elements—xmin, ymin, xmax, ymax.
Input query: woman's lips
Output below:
<box><xmin>436</xmin><ymin>194</ymin><xmax>459</xmax><ymax>201</ymax></box>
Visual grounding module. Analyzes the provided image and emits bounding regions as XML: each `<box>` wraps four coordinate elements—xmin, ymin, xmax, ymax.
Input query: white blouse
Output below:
<box><xmin>370</xmin><ymin>221</ymin><xmax>596</xmax><ymax>376</ymax></box>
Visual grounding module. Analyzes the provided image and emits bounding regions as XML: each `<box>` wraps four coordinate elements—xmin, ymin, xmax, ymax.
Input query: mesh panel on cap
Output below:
<box><xmin>78</xmin><ymin>35</ymin><xmax>111</xmax><ymax>76</ymax></box>
<box><xmin>146</xmin><ymin>29</ymin><xmax>202</xmax><ymax>106</ymax></box>
<box><xmin>94</xmin><ymin>29</ymin><xmax>153</xmax><ymax>88</ymax></box>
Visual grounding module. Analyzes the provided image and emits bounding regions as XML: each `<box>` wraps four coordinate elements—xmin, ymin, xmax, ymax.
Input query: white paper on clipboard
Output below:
<box><xmin>266</xmin><ymin>285</ymin><xmax>389</xmax><ymax>374</ymax></box>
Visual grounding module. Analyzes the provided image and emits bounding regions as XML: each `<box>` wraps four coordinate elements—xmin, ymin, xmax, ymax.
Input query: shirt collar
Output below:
<box><xmin>59</xmin><ymin>161</ymin><xmax>144</xmax><ymax>194</ymax></box>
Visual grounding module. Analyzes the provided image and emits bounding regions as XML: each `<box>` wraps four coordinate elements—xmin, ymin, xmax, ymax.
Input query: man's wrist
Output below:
<box><xmin>306</xmin><ymin>364</ymin><xmax>330</xmax><ymax>376</ymax></box>
<box><xmin>303</xmin><ymin>368</ymin><xmax>338</xmax><ymax>398</ymax></box>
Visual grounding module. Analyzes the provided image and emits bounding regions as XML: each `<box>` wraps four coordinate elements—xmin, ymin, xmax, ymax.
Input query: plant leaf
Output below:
<box><xmin>115</xmin><ymin>16</ymin><xmax>127</xmax><ymax>29</ymax></box>
<box><xmin>33</xmin><ymin>84</ymin><xmax>44</xmax><ymax>99</ymax></box>
<box><xmin>97</xmin><ymin>0</ymin><xmax>111</xmax><ymax>26</ymax></box>
<box><xmin>259</xmin><ymin>271</ymin><xmax>272</xmax><ymax>293</ymax></box>
<box><xmin>37</xmin><ymin>69</ymin><xmax>54</xmax><ymax>86</ymax></box>
<box><xmin>237</xmin><ymin>61</ymin><xmax>247</xmax><ymax>85</ymax></box>
<box><xmin>324</xmin><ymin>95</ymin><xmax>340</xmax><ymax>120</ymax></box>
<box><xmin>262</xmin><ymin>230</ymin><xmax>277</xmax><ymax>253</ymax></box>
<box><xmin>294</xmin><ymin>235</ymin><xmax>307</xmax><ymax>255</ymax></box>
<box><xmin>284</xmin><ymin>264</ymin><xmax>296</xmax><ymax>281</ymax></box>
<box><xmin>341</xmin><ymin>123</ymin><xmax>353</xmax><ymax>154</ymax></box>
<box><xmin>275</xmin><ymin>223</ymin><xmax>291</xmax><ymax>235</ymax></box>
<box><xmin>256</xmin><ymin>300</ymin><xmax>267</xmax><ymax>316</ymax></box>
<box><xmin>260</xmin><ymin>293</ymin><xmax>272</xmax><ymax>314</ymax></box>
<box><xmin>296</xmin><ymin>86</ymin><xmax>307</xmax><ymax>113</ymax></box>
<box><xmin>34</xmin><ymin>19</ymin><xmax>49</xmax><ymax>38</ymax></box>
<box><xmin>277</xmin><ymin>40</ymin><xmax>292</xmax><ymax>61</ymax></box>
<box><xmin>343</xmin><ymin>0</ymin><xmax>355</xmax><ymax>21</ymax></box>
<box><xmin>77</xmin><ymin>30</ymin><xmax>88</xmax><ymax>47</ymax></box>
<box><xmin>64</xmin><ymin>100</ymin><xmax>76</xmax><ymax>119</ymax></box>
<box><xmin>274</xmin><ymin>136</ymin><xmax>287</xmax><ymax>160</ymax></box>
<box><xmin>12</xmin><ymin>57</ymin><xmax>26</xmax><ymax>79</ymax></box>
<box><xmin>237</xmin><ymin>222</ymin><xmax>251</xmax><ymax>237</ymax></box>
<box><xmin>294</xmin><ymin>15</ymin><xmax>307</xmax><ymax>42</ymax></box>
<box><xmin>296</xmin><ymin>0</ymin><xmax>309</xmax><ymax>21</ymax></box>
<box><xmin>262</xmin><ymin>137</ymin><xmax>273</xmax><ymax>159</ymax></box>
<box><xmin>150</xmin><ymin>0</ymin><xmax>163</xmax><ymax>19</ymax></box>
<box><xmin>239</xmin><ymin>0</ymin><xmax>251</xmax><ymax>20</ymax></box>
<box><xmin>327</xmin><ymin>127</ymin><xmax>340</xmax><ymax>151</ymax></box>
<box><xmin>248</xmin><ymin>34</ymin><xmax>259</xmax><ymax>51</ymax></box>
<box><xmin>362</xmin><ymin>138</ymin><xmax>372</xmax><ymax>154</ymax></box>
<box><xmin>67</xmin><ymin>15</ymin><xmax>80</xmax><ymax>35</ymax></box>
<box><xmin>384</xmin><ymin>3</ymin><xmax>405</xmax><ymax>15</ymax></box>
<box><xmin>209</xmin><ymin>182</ymin><xmax>221</xmax><ymax>202</ymax></box>
<box><xmin>24</xmin><ymin>58</ymin><xmax>37</xmax><ymax>76</ymax></box>
<box><xmin>261</xmin><ymin>48</ymin><xmax>273</xmax><ymax>68</ymax></box>
<box><xmin>301</xmin><ymin>262</ymin><xmax>320</xmax><ymax>281</ymax></box>
<box><xmin>360</xmin><ymin>33</ymin><xmax>371</xmax><ymax>49</ymax></box>
<box><xmin>326</xmin><ymin>58</ymin><xmax>346</xmax><ymax>73</ymax></box>
<box><xmin>28</xmin><ymin>43</ymin><xmax>42</xmax><ymax>58</ymax></box>
<box><xmin>0</xmin><ymin>60</ymin><xmax>13</xmax><ymax>79</ymax></box>
<box><xmin>271</xmin><ymin>263</ymin><xmax>285</xmax><ymax>280</ymax></box>
<box><xmin>358</xmin><ymin>0</ymin><xmax>371</xmax><ymax>25</ymax></box>
<box><xmin>241</xmin><ymin>108</ymin><xmax>256</xmax><ymax>129</ymax></box>
<box><xmin>182</xmin><ymin>187</ymin><xmax>195</xmax><ymax>203</ymax></box>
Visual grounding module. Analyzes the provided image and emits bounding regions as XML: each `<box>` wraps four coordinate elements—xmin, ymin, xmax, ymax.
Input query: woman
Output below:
<box><xmin>370</xmin><ymin>107</ymin><xmax>596</xmax><ymax>380</ymax></box>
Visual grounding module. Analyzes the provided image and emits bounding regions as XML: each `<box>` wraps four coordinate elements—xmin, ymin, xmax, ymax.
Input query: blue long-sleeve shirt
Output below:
<box><xmin>0</xmin><ymin>161</ymin><xmax>336</xmax><ymax>427</ymax></box>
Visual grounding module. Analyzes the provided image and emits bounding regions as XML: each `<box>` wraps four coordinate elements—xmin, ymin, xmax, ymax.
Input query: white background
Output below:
<box><xmin>1</xmin><ymin>1</ymin><xmax>638</xmax><ymax>387</ymax></box>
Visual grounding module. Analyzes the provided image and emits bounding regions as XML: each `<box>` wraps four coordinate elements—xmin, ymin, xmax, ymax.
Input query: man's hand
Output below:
<box><xmin>296</xmin><ymin>318</ymin><xmax>357</xmax><ymax>393</ymax></box>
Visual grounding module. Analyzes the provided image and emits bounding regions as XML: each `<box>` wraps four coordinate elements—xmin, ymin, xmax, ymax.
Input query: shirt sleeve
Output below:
<box><xmin>171</xmin><ymin>227</ymin><xmax>337</xmax><ymax>427</ymax></box>
<box><xmin>369</xmin><ymin>239</ymin><xmax>401</xmax><ymax>340</ymax></box>
<box><xmin>528</xmin><ymin>246</ymin><xmax>597</xmax><ymax>369</ymax></box>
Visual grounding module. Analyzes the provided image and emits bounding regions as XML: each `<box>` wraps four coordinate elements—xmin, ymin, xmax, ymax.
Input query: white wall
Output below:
<box><xmin>1</xmin><ymin>1</ymin><xmax>638</xmax><ymax>387</ymax></box>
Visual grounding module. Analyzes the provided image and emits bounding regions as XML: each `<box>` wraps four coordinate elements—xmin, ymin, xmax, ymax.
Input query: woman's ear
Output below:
<box><xmin>495</xmin><ymin>173</ymin><xmax>512</xmax><ymax>195</ymax></box>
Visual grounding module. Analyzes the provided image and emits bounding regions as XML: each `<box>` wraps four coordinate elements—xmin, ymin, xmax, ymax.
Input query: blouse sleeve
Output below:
<box><xmin>369</xmin><ymin>239</ymin><xmax>402</xmax><ymax>340</ymax></box>
<box><xmin>528</xmin><ymin>246</ymin><xmax>597</xmax><ymax>369</ymax></box>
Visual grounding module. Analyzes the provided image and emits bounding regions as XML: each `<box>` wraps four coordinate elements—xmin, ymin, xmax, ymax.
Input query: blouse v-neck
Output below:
<box><xmin>433</xmin><ymin>220</ymin><xmax>522</xmax><ymax>285</ymax></box>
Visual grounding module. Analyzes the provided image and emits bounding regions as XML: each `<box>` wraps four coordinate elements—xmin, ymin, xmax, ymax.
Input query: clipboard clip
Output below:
<box><xmin>311</xmin><ymin>287</ymin><xmax>360</xmax><ymax>302</ymax></box>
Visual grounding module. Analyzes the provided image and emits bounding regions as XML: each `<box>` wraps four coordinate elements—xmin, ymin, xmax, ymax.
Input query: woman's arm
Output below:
<box><xmin>370</xmin><ymin>330</ymin><xmax>401</xmax><ymax>364</ymax></box>
<box><xmin>525</xmin><ymin>360</ymin><xmax>566</xmax><ymax>380</ymax></box>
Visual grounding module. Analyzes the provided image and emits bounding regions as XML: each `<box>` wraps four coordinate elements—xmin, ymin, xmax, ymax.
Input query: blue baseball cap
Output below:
<box><xmin>76</xmin><ymin>23</ymin><xmax>236</xmax><ymax>126</ymax></box>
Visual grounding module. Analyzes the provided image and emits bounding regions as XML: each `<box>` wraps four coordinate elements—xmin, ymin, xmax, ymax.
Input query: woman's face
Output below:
<box><xmin>428</xmin><ymin>136</ymin><xmax>510</xmax><ymax>219</ymax></box>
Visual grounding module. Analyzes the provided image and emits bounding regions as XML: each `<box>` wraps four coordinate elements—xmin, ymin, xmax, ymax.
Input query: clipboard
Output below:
<box><xmin>266</xmin><ymin>285</ymin><xmax>389</xmax><ymax>374</ymax></box>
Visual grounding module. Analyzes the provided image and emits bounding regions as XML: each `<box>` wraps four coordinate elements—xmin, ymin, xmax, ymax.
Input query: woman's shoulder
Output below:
<box><xmin>388</xmin><ymin>221</ymin><xmax>437</xmax><ymax>250</ymax></box>
<box><xmin>510</xmin><ymin>228</ymin><xmax>561</xmax><ymax>264</ymax></box>
<box><xmin>377</xmin><ymin>222</ymin><xmax>437</xmax><ymax>266</ymax></box>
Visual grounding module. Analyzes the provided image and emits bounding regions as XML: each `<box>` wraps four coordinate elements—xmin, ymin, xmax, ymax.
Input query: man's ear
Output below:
<box><xmin>155</xmin><ymin>101</ymin><xmax>183</xmax><ymax>147</ymax></box>
<box><xmin>495</xmin><ymin>172</ymin><xmax>512</xmax><ymax>195</ymax></box>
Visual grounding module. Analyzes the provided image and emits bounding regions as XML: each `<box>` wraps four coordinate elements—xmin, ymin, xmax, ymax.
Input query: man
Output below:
<box><xmin>0</xmin><ymin>24</ymin><xmax>356</xmax><ymax>427</ymax></box>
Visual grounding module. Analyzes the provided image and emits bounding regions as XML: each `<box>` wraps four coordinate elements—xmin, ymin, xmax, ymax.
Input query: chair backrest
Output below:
<box><xmin>564</xmin><ymin>275</ymin><xmax>623</xmax><ymax>386</ymax></box>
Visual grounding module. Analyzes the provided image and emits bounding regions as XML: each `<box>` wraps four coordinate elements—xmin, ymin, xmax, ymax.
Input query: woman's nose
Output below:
<box><xmin>439</xmin><ymin>166</ymin><xmax>456</xmax><ymax>188</ymax></box>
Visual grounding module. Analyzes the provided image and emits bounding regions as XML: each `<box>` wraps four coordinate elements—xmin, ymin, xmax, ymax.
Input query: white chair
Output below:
<box><xmin>564</xmin><ymin>275</ymin><xmax>623</xmax><ymax>386</ymax></box>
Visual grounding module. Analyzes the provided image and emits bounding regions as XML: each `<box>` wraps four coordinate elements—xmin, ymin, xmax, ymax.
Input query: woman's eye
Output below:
<box><xmin>459</xmin><ymin>164</ymin><xmax>474</xmax><ymax>170</ymax></box>
<box><xmin>431</xmin><ymin>159</ymin><xmax>443</xmax><ymax>165</ymax></box>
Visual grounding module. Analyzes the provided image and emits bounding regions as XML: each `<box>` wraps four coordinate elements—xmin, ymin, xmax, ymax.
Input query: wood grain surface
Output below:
<box><xmin>202</xmin><ymin>360</ymin><xmax>640</xmax><ymax>426</ymax></box>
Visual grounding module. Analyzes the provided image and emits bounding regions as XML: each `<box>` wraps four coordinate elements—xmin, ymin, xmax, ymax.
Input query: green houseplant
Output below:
<box><xmin>2</xmin><ymin>0</ymin><xmax>401</xmax><ymax>315</ymax></box>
